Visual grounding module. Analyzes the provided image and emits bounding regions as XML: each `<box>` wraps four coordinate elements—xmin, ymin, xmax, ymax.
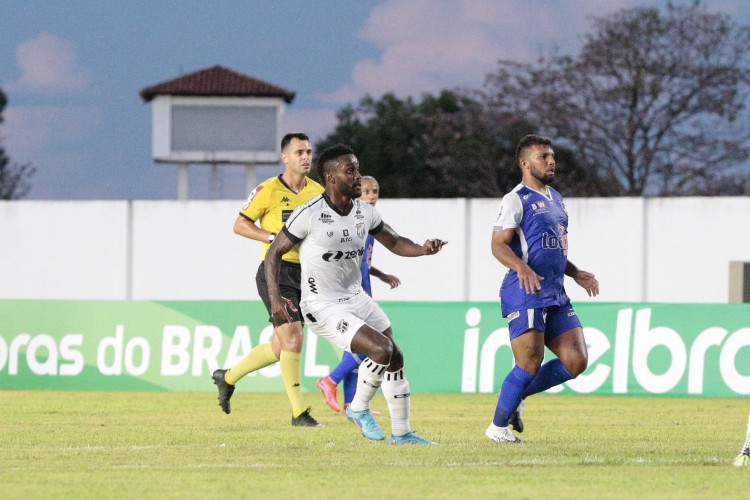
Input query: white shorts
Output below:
<box><xmin>301</xmin><ymin>292</ymin><xmax>391</xmax><ymax>351</ymax></box>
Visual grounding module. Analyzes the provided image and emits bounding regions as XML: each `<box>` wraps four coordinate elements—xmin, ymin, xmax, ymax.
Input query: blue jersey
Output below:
<box><xmin>360</xmin><ymin>234</ymin><xmax>375</xmax><ymax>297</ymax></box>
<box><xmin>493</xmin><ymin>183</ymin><xmax>570</xmax><ymax>316</ymax></box>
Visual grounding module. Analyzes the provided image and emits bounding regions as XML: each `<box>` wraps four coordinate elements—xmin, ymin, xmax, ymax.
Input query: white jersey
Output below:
<box><xmin>283</xmin><ymin>194</ymin><xmax>384</xmax><ymax>305</ymax></box>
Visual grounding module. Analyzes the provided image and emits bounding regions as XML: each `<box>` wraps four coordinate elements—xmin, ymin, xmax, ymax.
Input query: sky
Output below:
<box><xmin>1</xmin><ymin>0</ymin><xmax>748</xmax><ymax>200</ymax></box>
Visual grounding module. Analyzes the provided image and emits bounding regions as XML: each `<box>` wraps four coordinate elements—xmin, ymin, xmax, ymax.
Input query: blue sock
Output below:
<box><xmin>342</xmin><ymin>353</ymin><xmax>366</xmax><ymax>403</ymax></box>
<box><xmin>343</xmin><ymin>369</ymin><xmax>358</xmax><ymax>404</ymax></box>
<box><xmin>329</xmin><ymin>352</ymin><xmax>365</xmax><ymax>384</ymax></box>
<box><xmin>522</xmin><ymin>359</ymin><xmax>574</xmax><ymax>399</ymax></box>
<box><xmin>493</xmin><ymin>366</ymin><xmax>534</xmax><ymax>427</ymax></box>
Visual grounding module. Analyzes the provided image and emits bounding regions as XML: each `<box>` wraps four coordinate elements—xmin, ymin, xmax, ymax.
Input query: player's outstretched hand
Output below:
<box><xmin>422</xmin><ymin>239</ymin><xmax>448</xmax><ymax>255</ymax></box>
<box><xmin>574</xmin><ymin>270</ymin><xmax>599</xmax><ymax>297</ymax></box>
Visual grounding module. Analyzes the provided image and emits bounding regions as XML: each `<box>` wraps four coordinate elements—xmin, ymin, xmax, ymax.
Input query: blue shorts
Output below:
<box><xmin>505</xmin><ymin>301</ymin><xmax>582</xmax><ymax>342</ymax></box>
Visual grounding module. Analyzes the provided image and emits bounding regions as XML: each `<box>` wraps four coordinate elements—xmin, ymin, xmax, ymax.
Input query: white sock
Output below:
<box><xmin>742</xmin><ymin>410</ymin><xmax>750</xmax><ymax>453</ymax></box>
<box><xmin>382</xmin><ymin>368</ymin><xmax>411</xmax><ymax>436</ymax></box>
<box><xmin>349</xmin><ymin>357</ymin><xmax>387</xmax><ymax>412</ymax></box>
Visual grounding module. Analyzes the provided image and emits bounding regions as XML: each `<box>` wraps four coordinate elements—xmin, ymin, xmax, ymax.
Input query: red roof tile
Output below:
<box><xmin>140</xmin><ymin>65</ymin><xmax>295</xmax><ymax>103</ymax></box>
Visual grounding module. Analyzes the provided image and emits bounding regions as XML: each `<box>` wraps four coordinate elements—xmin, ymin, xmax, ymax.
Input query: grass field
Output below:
<box><xmin>1</xmin><ymin>390</ymin><xmax>747</xmax><ymax>499</ymax></box>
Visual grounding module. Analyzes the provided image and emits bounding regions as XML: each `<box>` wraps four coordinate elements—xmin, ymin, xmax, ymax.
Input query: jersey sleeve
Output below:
<box><xmin>368</xmin><ymin>204</ymin><xmax>384</xmax><ymax>234</ymax></box>
<box><xmin>283</xmin><ymin>200</ymin><xmax>313</xmax><ymax>244</ymax></box>
<box><xmin>239</xmin><ymin>182</ymin><xmax>272</xmax><ymax>222</ymax></box>
<box><xmin>493</xmin><ymin>192</ymin><xmax>523</xmax><ymax>231</ymax></box>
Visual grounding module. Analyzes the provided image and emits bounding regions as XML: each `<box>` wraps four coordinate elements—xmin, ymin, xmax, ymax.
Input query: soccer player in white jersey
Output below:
<box><xmin>264</xmin><ymin>144</ymin><xmax>447</xmax><ymax>445</ymax></box>
<box><xmin>734</xmin><ymin>409</ymin><xmax>750</xmax><ymax>466</ymax></box>
<box><xmin>486</xmin><ymin>134</ymin><xmax>599</xmax><ymax>443</ymax></box>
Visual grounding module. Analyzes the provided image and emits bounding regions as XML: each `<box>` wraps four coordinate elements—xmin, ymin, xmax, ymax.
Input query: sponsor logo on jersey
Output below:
<box><xmin>281</xmin><ymin>196</ymin><xmax>291</xmax><ymax>205</ymax></box>
<box><xmin>322</xmin><ymin>248</ymin><xmax>365</xmax><ymax>261</ymax></box>
<box><xmin>241</xmin><ymin>185</ymin><xmax>263</xmax><ymax>210</ymax></box>
<box><xmin>341</xmin><ymin>229</ymin><xmax>352</xmax><ymax>243</ymax></box>
<box><xmin>541</xmin><ymin>224</ymin><xmax>568</xmax><ymax>255</ymax></box>
<box><xmin>326</xmin><ymin>231</ymin><xmax>334</xmax><ymax>238</ymax></box>
<box><xmin>356</xmin><ymin>223</ymin><xmax>365</xmax><ymax>239</ymax></box>
<box><xmin>354</xmin><ymin>209</ymin><xmax>364</xmax><ymax>220</ymax></box>
<box><xmin>336</xmin><ymin>319</ymin><xmax>349</xmax><ymax>334</ymax></box>
<box><xmin>307</xmin><ymin>277</ymin><xmax>318</xmax><ymax>294</ymax></box>
<box><xmin>319</xmin><ymin>212</ymin><xmax>334</xmax><ymax>224</ymax></box>
<box><xmin>282</xmin><ymin>209</ymin><xmax>294</xmax><ymax>222</ymax></box>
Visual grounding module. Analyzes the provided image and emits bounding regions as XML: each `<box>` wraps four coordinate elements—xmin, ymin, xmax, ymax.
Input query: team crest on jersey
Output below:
<box><xmin>336</xmin><ymin>319</ymin><xmax>349</xmax><ymax>334</ymax></box>
<box><xmin>319</xmin><ymin>212</ymin><xmax>334</xmax><ymax>224</ymax></box>
<box><xmin>356</xmin><ymin>223</ymin><xmax>365</xmax><ymax>239</ymax></box>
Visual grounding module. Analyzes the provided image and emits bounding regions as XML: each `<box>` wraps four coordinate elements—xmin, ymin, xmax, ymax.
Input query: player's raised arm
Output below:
<box><xmin>264</xmin><ymin>231</ymin><xmax>298</xmax><ymax>325</ymax></box>
<box><xmin>373</xmin><ymin>222</ymin><xmax>447</xmax><ymax>257</ymax></box>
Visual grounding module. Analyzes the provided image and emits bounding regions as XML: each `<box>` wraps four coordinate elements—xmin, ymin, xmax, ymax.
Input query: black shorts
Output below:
<box><xmin>256</xmin><ymin>260</ymin><xmax>303</xmax><ymax>324</ymax></box>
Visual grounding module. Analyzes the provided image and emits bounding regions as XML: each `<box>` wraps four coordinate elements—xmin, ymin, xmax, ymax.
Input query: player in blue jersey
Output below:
<box><xmin>486</xmin><ymin>134</ymin><xmax>599</xmax><ymax>443</ymax></box>
<box><xmin>316</xmin><ymin>176</ymin><xmax>401</xmax><ymax>415</ymax></box>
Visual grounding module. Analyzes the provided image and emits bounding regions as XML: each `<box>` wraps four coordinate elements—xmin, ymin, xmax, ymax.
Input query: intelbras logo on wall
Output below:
<box><xmin>460</xmin><ymin>306</ymin><xmax>750</xmax><ymax>397</ymax></box>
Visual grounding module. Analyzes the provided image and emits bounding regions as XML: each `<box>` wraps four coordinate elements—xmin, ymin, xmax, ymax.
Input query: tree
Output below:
<box><xmin>0</xmin><ymin>87</ymin><xmax>35</xmax><ymax>199</ymax></box>
<box><xmin>482</xmin><ymin>2</ymin><xmax>750</xmax><ymax>196</ymax></box>
<box><xmin>422</xmin><ymin>92</ymin><xmax>596</xmax><ymax>197</ymax></box>
<box><xmin>318</xmin><ymin>90</ymin><xmax>595</xmax><ymax>198</ymax></box>
<box><xmin>315</xmin><ymin>92</ymin><xmax>464</xmax><ymax>198</ymax></box>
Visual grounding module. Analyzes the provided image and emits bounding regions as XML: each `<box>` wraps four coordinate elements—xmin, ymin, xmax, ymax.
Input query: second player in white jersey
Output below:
<box><xmin>283</xmin><ymin>194</ymin><xmax>383</xmax><ymax>304</ymax></box>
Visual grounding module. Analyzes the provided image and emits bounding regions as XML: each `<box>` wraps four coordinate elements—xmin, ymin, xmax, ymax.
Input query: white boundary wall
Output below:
<box><xmin>2</xmin><ymin>197</ymin><xmax>749</xmax><ymax>302</ymax></box>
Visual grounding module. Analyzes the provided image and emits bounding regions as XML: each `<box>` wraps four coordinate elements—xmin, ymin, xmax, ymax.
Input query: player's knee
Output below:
<box><xmin>517</xmin><ymin>359</ymin><xmax>542</xmax><ymax>376</ymax></box>
<box><xmin>387</xmin><ymin>345</ymin><xmax>404</xmax><ymax>371</ymax></box>
<box><xmin>370</xmin><ymin>338</ymin><xmax>393</xmax><ymax>365</ymax></box>
<box><xmin>277</xmin><ymin>325</ymin><xmax>303</xmax><ymax>352</ymax></box>
<box><xmin>517</xmin><ymin>347</ymin><xmax>544</xmax><ymax>375</ymax></box>
<box><xmin>565</xmin><ymin>352</ymin><xmax>588</xmax><ymax>377</ymax></box>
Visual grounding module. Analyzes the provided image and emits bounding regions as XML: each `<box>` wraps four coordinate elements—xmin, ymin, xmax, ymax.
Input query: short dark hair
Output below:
<box><xmin>280</xmin><ymin>132</ymin><xmax>310</xmax><ymax>151</ymax></box>
<box><xmin>316</xmin><ymin>144</ymin><xmax>354</xmax><ymax>186</ymax></box>
<box><xmin>515</xmin><ymin>134</ymin><xmax>552</xmax><ymax>166</ymax></box>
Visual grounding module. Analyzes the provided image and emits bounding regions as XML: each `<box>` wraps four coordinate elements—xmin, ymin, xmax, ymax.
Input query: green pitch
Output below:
<box><xmin>1</xmin><ymin>391</ymin><xmax>746</xmax><ymax>499</ymax></box>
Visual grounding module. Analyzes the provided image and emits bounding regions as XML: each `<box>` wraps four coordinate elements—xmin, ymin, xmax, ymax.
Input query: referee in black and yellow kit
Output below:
<box><xmin>212</xmin><ymin>132</ymin><xmax>324</xmax><ymax>427</ymax></box>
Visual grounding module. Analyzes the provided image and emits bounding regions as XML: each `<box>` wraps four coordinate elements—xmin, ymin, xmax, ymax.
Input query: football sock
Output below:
<box><xmin>342</xmin><ymin>354</ymin><xmax>366</xmax><ymax>404</ymax></box>
<box><xmin>225</xmin><ymin>342</ymin><xmax>279</xmax><ymax>385</ymax></box>
<box><xmin>279</xmin><ymin>350</ymin><xmax>306</xmax><ymax>417</ymax></box>
<box><xmin>742</xmin><ymin>410</ymin><xmax>750</xmax><ymax>454</ymax></box>
<box><xmin>349</xmin><ymin>357</ymin><xmax>387</xmax><ymax>412</ymax></box>
<box><xmin>493</xmin><ymin>365</ymin><xmax>534</xmax><ymax>427</ymax></box>
<box><xmin>382</xmin><ymin>368</ymin><xmax>411</xmax><ymax>436</ymax></box>
<box><xmin>343</xmin><ymin>369</ymin><xmax>358</xmax><ymax>405</ymax></box>
<box><xmin>521</xmin><ymin>359</ymin><xmax>574</xmax><ymax>399</ymax></box>
<box><xmin>329</xmin><ymin>352</ymin><xmax>363</xmax><ymax>385</ymax></box>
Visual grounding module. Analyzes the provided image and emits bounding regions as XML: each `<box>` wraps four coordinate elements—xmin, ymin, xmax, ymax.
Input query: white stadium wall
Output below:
<box><xmin>2</xmin><ymin>197</ymin><xmax>750</xmax><ymax>302</ymax></box>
